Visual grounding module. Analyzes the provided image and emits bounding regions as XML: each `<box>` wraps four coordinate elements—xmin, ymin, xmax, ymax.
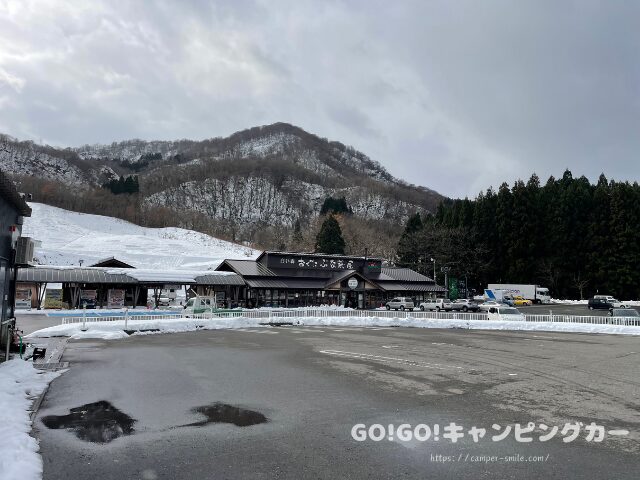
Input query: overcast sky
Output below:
<box><xmin>1</xmin><ymin>0</ymin><xmax>638</xmax><ymax>198</ymax></box>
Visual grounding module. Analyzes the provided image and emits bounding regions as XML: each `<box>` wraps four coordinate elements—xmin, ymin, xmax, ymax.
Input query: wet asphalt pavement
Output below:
<box><xmin>36</xmin><ymin>326</ymin><xmax>639</xmax><ymax>479</ymax></box>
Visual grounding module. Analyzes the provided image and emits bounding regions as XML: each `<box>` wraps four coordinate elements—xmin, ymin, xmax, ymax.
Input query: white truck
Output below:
<box><xmin>182</xmin><ymin>296</ymin><xmax>216</xmax><ymax>317</ymax></box>
<box><xmin>486</xmin><ymin>305</ymin><xmax>526</xmax><ymax>322</ymax></box>
<box><xmin>487</xmin><ymin>284</ymin><xmax>550</xmax><ymax>304</ymax></box>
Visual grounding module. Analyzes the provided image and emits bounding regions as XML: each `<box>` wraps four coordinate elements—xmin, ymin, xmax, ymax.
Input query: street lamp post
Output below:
<box><xmin>430</xmin><ymin>257</ymin><xmax>436</xmax><ymax>282</ymax></box>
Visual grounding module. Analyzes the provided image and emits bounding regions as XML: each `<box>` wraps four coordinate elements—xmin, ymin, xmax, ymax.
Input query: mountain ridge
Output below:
<box><xmin>1</xmin><ymin>123</ymin><xmax>444</xmax><ymax>254</ymax></box>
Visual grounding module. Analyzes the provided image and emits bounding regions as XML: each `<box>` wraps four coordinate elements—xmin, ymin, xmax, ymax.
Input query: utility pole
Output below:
<box><xmin>441</xmin><ymin>266</ymin><xmax>450</xmax><ymax>299</ymax></box>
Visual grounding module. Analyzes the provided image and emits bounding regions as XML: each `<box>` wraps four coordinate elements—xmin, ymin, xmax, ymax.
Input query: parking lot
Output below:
<box><xmin>35</xmin><ymin>326</ymin><xmax>639</xmax><ymax>479</ymax></box>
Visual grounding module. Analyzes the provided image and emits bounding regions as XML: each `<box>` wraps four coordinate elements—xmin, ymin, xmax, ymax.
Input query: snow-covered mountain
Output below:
<box><xmin>0</xmin><ymin>134</ymin><xmax>118</xmax><ymax>187</ymax></box>
<box><xmin>3</xmin><ymin>123</ymin><xmax>444</xmax><ymax>241</ymax></box>
<box><xmin>22</xmin><ymin>203</ymin><xmax>258</xmax><ymax>270</ymax></box>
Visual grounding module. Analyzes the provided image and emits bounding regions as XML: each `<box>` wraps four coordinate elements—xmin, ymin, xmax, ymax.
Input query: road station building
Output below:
<box><xmin>216</xmin><ymin>251</ymin><xmax>445</xmax><ymax>309</ymax></box>
<box><xmin>16</xmin><ymin>251</ymin><xmax>445</xmax><ymax>310</ymax></box>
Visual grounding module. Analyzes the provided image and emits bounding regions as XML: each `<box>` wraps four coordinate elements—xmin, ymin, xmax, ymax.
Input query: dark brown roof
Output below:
<box><xmin>17</xmin><ymin>267</ymin><xmax>136</xmax><ymax>284</ymax></box>
<box><xmin>89</xmin><ymin>257</ymin><xmax>136</xmax><ymax>268</ymax></box>
<box><xmin>195</xmin><ymin>273</ymin><xmax>245</xmax><ymax>286</ymax></box>
<box><xmin>216</xmin><ymin>259</ymin><xmax>277</xmax><ymax>277</ymax></box>
<box><xmin>244</xmin><ymin>278</ymin><xmax>327</xmax><ymax>289</ymax></box>
<box><xmin>377</xmin><ymin>282</ymin><xmax>445</xmax><ymax>292</ymax></box>
<box><xmin>380</xmin><ymin>267</ymin><xmax>434</xmax><ymax>283</ymax></box>
<box><xmin>17</xmin><ymin>266</ymin><xmax>244</xmax><ymax>286</ymax></box>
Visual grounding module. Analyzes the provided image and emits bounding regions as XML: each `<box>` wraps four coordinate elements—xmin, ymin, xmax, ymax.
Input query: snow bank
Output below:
<box><xmin>550</xmin><ymin>298</ymin><xmax>640</xmax><ymax>306</ymax></box>
<box><xmin>26</xmin><ymin>314</ymin><xmax>640</xmax><ymax>340</ymax></box>
<box><xmin>0</xmin><ymin>360</ymin><xmax>64</xmax><ymax>480</ymax></box>
<box><xmin>550</xmin><ymin>299</ymin><xmax>588</xmax><ymax>305</ymax></box>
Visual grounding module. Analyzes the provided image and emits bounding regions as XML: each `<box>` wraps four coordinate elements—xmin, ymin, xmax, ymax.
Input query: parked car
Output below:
<box><xmin>594</xmin><ymin>295</ymin><xmax>615</xmax><ymax>301</ymax></box>
<box><xmin>386</xmin><ymin>297</ymin><xmax>414</xmax><ymax>311</ymax></box>
<box><xmin>80</xmin><ymin>298</ymin><xmax>97</xmax><ymax>309</ymax></box>
<box><xmin>433</xmin><ymin>298</ymin><xmax>454</xmax><ymax>311</ymax></box>
<box><xmin>487</xmin><ymin>306</ymin><xmax>526</xmax><ymax>322</ymax></box>
<box><xmin>512</xmin><ymin>295</ymin><xmax>533</xmax><ymax>307</ymax></box>
<box><xmin>418</xmin><ymin>299</ymin><xmax>438</xmax><ymax>311</ymax></box>
<box><xmin>588</xmin><ymin>297</ymin><xmax>627</xmax><ymax>310</ymax></box>
<box><xmin>593</xmin><ymin>295</ymin><xmax>629</xmax><ymax>307</ymax></box>
<box><xmin>156</xmin><ymin>296</ymin><xmax>171</xmax><ymax>307</ymax></box>
<box><xmin>608</xmin><ymin>298</ymin><xmax>627</xmax><ymax>308</ymax></box>
<box><xmin>608</xmin><ymin>308</ymin><xmax>640</xmax><ymax>326</ymax></box>
<box><xmin>452</xmin><ymin>299</ymin><xmax>481</xmax><ymax>312</ymax></box>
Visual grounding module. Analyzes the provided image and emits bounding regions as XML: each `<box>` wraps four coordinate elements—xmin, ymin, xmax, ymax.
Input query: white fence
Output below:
<box><xmin>60</xmin><ymin>309</ymin><xmax>639</xmax><ymax>327</ymax></box>
<box><xmin>61</xmin><ymin>313</ymin><xmax>175</xmax><ymax>325</ymax></box>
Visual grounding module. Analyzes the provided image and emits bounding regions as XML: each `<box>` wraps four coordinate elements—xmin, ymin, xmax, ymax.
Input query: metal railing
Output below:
<box><xmin>60</xmin><ymin>308</ymin><xmax>639</xmax><ymax>328</ymax></box>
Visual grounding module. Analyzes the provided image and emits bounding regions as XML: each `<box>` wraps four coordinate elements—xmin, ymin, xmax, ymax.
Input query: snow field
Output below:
<box><xmin>22</xmin><ymin>203</ymin><xmax>258</xmax><ymax>270</ymax></box>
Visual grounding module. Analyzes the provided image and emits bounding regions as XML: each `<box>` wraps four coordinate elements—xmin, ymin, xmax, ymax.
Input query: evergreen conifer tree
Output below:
<box><xmin>315</xmin><ymin>215</ymin><xmax>346</xmax><ymax>254</ymax></box>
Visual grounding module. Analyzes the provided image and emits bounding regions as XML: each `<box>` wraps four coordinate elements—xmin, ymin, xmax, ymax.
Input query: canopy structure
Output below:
<box><xmin>17</xmin><ymin>266</ymin><xmax>244</xmax><ymax>309</ymax></box>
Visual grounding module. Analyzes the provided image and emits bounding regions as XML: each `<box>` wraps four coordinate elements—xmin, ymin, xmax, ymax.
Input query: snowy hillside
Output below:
<box><xmin>0</xmin><ymin>136</ymin><xmax>87</xmax><ymax>186</ymax></box>
<box><xmin>3</xmin><ymin>122</ymin><xmax>444</xmax><ymax>247</ymax></box>
<box><xmin>22</xmin><ymin>203</ymin><xmax>258</xmax><ymax>270</ymax></box>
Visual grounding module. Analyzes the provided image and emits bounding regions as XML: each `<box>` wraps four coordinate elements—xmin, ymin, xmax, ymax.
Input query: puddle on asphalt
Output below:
<box><xmin>41</xmin><ymin>401</ymin><xmax>136</xmax><ymax>443</ymax></box>
<box><xmin>182</xmin><ymin>402</ymin><xmax>267</xmax><ymax>427</ymax></box>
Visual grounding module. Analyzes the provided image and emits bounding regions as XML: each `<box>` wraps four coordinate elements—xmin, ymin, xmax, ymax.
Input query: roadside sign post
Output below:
<box><xmin>81</xmin><ymin>303</ymin><xmax>87</xmax><ymax>331</ymax></box>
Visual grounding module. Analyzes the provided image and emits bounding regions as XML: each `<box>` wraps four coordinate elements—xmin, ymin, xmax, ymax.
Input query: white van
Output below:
<box><xmin>182</xmin><ymin>296</ymin><xmax>216</xmax><ymax>317</ymax></box>
<box><xmin>487</xmin><ymin>306</ymin><xmax>525</xmax><ymax>322</ymax></box>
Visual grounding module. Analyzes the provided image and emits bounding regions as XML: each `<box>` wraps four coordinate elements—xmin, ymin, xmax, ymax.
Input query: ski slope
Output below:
<box><xmin>22</xmin><ymin>203</ymin><xmax>259</xmax><ymax>270</ymax></box>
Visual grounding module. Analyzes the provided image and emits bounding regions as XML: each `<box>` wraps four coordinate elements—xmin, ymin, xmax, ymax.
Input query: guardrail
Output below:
<box><xmin>60</xmin><ymin>308</ymin><xmax>639</xmax><ymax>327</ymax></box>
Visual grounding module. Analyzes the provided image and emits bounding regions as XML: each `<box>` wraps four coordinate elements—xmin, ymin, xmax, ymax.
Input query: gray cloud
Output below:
<box><xmin>0</xmin><ymin>0</ymin><xmax>638</xmax><ymax>197</ymax></box>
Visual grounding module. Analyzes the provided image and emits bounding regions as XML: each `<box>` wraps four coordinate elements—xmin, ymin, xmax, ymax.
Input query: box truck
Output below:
<box><xmin>487</xmin><ymin>284</ymin><xmax>550</xmax><ymax>304</ymax></box>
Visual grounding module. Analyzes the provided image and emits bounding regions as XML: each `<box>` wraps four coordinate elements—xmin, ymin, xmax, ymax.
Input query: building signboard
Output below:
<box><xmin>107</xmin><ymin>289</ymin><xmax>125</xmax><ymax>308</ymax></box>
<box><xmin>266</xmin><ymin>253</ymin><xmax>382</xmax><ymax>272</ymax></box>
<box><xmin>448</xmin><ymin>278</ymin><xmax>459</xmax><ymax>300</ymax></box>
<box><xmin>15</xmin><ymin>288</ymin><xmax>32</xmax><ymax>309</ymax></box>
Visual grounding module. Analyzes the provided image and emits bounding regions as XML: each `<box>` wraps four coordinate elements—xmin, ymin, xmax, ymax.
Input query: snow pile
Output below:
<box><xmin>0</xmin><ymin>359</ymin><xmax>64</xmax><ymax>480</ymax></box>
<box><xmin>551</xmin><ymin>298</ymin><xmax>640</xmax><ymax>306</ymax></box>
<box><xmin>26</xmin><ymin>314</ymin><xmax>640</xmax><ymax>340</ymax></box>
<box><xmin>550</xmin><ymin>299</ymin><xmax>588</xmax><ymax>305</ymax></box>
<box><xmin>22</xmin><ymin>203</ymin><xmax>259</xmax><ymax>270</ymax></box>
<box><xmin>256</xmin><ymin>305</ymin><xmax>353</xmax><ymax>311</ymax></box>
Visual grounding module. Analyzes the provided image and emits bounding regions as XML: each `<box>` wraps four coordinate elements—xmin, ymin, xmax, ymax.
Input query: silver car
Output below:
<box><xmin>386</xmin><ymin>297</ymin><xmax>415</xmax><ymax>311</ymax></box>
<box><xmin>419</xmin><ymin>299</ymin><xmax>438</xmax><ymax>311</ymax></box>
<box><xmin>434</xmin><ymin>298</ymin><xmax>455</xmax><ymax>311</ymax></box>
